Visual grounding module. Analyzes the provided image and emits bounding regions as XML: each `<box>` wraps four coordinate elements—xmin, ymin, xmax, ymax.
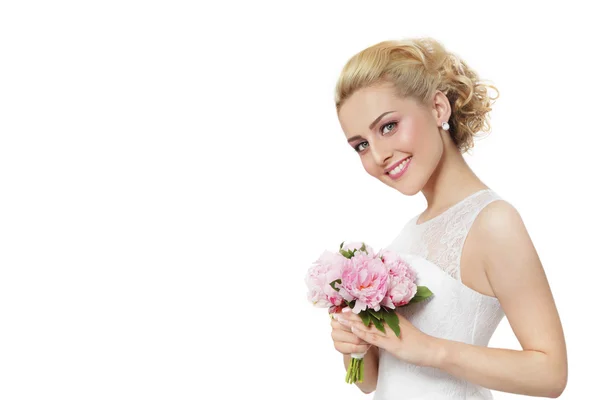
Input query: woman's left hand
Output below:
<box><xmin>334</xmin><ymin>307</ymin><xmax>442</xmax><ymax>368</ymax></box>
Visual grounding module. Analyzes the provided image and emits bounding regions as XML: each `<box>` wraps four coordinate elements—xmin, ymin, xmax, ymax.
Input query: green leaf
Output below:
<box><xmin>371</xmin><ymin>316</ymin><xmax>386</xmax><ymax>334</ymax></box>
<box><xmin>348</xmin><ymin>300</ymin><xmax>356</xmax><ymax>310</ymax></box>
<box><xmin>416</xmin><ymin>286</ymin><xmax>433</xmax><ymax>297</ymax></box>
<box><xmin>367</xmin><ymin>308</ymin><xmax>382</xmax><ymax>320</ymax></box>
<box><xmin>410</xmin><ymin>286</ymin><xmax>433</xmax><ymax>303</ymax></box>
<box><xmin>329</xmin><ymin>279</ymin><xmax>342</xmax><ymax>292</ymax></box>
<box><xmin>339</xmin><ymin>249</ymin><xmax>352</xmax><ymax>259</ymax></box>
<box><xmin>340</xmin><ymin>241</ymin><xmax>344</xmax><ymax>250</ymax></box>
<box><xmin>409</xmin><ymin>296</ymin><xmax>427</xmax><ymax>304</ymax></box>
<box><xmin>359</xmin><ymin>310</ymin><xmax>371</xmax><ymax>327</ymax></box>
<box><xmin>382</xmin><ymin>309</ymin><xmax>401</xmax><ymax>337</ymax></box>
<box><xmin>360</xmin><ymin>242</ymin><xmax>366</xmax><ymax>252</ymax></box>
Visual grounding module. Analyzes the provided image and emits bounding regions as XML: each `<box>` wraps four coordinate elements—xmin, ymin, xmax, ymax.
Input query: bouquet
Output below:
<box><xmin>305</xmin><ymin>241</ymin><xmax>433</xmax><ymax>384</ymax></box>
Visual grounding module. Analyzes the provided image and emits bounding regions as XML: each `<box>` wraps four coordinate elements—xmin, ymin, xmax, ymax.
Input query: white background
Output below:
<box><xmin>0</xmin><ymin>1</ymin><xmax>597</xmax><ymax>399</ymax></box>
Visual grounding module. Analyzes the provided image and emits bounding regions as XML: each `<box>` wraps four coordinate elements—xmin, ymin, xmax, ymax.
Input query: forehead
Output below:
<box><xmin>338</xmin><ymin>83</ymin><xmax>418</xmax><ymax>137</ymax></box>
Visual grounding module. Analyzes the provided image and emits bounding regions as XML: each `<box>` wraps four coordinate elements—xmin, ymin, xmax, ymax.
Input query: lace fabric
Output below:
<box><xmin>372</xmin><ymin>189</ymin><xmax>508</xmax><ymax>400</ymax></box>
<box><xmin>393</xmin><ymin>189</ymin><xmax>507</xmax><ymax>283</ymax></box>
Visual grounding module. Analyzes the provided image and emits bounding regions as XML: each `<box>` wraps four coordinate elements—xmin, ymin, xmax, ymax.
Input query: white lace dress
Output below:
<box><xmin>374</xmin><ymin>189</ymin><xmax>507</xmax><ymax>400</ymax></box>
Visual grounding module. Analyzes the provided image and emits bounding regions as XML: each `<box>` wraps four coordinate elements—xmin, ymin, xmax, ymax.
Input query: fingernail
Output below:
<box><xmin>342</xmin><ymin>307</ymin><xmax>351</xmax><ymax>313</ymax></box>
<box><xmin>338</xmin><ymin>318</ymin><xmax>348</xmax><ymax>325</ymax></box>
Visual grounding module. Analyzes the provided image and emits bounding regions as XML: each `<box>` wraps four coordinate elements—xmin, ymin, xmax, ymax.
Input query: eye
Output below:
<box><xmin>353</xmin><ymin>121</ymin><xmax>397</xmax><ymax>153</ymax></box>
<box><xmin>354</xmin><ymin>141</ymin><xmax>368</xmax><ymax>153</ymax></box>
<box><xmin>381</xmin><ymin>122</ymin><xmax>397</xmax><ymax>135</ymax></box>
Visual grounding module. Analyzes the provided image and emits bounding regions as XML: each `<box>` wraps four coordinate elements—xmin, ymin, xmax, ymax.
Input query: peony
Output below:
<box><xmin>305</xmin><ymin>250</ymin><xmax>346</xmax><ymax>308</ymax></box>
<box><xmin>384</xmin><ymin>278</ymin><xmax>417</xmax><ymax>308</ymax></box>
<box><xmin>337</xmin><ymin>252</ymin><xmax>388</xmax><ymax>313</ymax></box>
<box><xmin>380</xmin><ymin>252</ymin><xmax>418</xmax><ymax>308</ymax></box>
<box><xmin>378</xmin><ymin>248</ymin><xmax>402</xmax><ymax>268</ymax></box>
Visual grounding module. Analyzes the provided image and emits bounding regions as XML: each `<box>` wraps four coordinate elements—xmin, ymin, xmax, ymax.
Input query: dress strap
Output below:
<box><xmin>446</xmin><ymin>190</ymin><xmax>506</xmax><ymax>282</ymax></box>
<box><xmin>386</xmin><ymin>189</ymin><xmax>508</xmax><ymax>283</ymax></box>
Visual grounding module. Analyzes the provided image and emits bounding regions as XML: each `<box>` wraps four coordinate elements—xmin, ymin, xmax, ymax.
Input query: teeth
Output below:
<box><xmin>389</xmin><ymin>157</ymin><xmax>411</xmax><ymax>175</ymax></box>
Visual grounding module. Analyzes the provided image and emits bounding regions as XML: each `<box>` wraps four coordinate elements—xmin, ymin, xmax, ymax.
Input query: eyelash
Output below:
<box><xmin>354</xmin><ymin>121</ymin><xmax>398</xmax><ymax>153</ymax></box>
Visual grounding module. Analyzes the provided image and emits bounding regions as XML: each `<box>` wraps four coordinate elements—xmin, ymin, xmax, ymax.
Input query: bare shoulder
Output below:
<box><xmin>471</xmin><ymin>199</ymin><xmax>568</xmax><ymax>386</ymax></box>
<box><xmin>471</xmin><ymin>199</ymin><xmax>542</xmax><ymax>293</ymax></box>
<box><xmin>460</xmin><ymin>200</ymin><xmax>521</xmax><ymax>295</ymax></box>
<box><xmin>472</xmin><ymin>199</ymin><xmax>523</xmax><ymax>240</ymax></box>
<box><xmin>472</xmin><ymin>200</ymin><xmax>542</xmax><ymax>283</ymax></box>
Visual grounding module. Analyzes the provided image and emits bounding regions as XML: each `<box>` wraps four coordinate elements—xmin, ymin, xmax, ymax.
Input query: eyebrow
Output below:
<box><xmin>346</xmin><ymin>111</ymin><xmax>395</xmax><ymax>143</ymax></box>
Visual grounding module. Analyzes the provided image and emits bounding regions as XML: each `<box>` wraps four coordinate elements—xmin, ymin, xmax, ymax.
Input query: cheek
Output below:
<box><xmin>398</xmin><ymin>120</ymin><xmax>419</xmax><ymax>149</ymax></box>
<box><xmin>361</xmin><ymin>157</ymin><xmax>378</xmax><ymax>177</ymax></box>
<box><xmin>403</xmin><ymin>130</ymin><xmax>418</xmax><ymax>148</ymax></box>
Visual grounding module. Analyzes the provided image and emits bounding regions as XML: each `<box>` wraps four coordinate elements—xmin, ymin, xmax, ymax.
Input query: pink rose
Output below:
<box><xmin>305</xmin><ymin>250</ymin><xmax>345</xmax><ymax>308</ymax></box>
<box><xmin>337</xmin><ymin>252</ymin><xmax>388</xmax><ymax>313</ymax></box>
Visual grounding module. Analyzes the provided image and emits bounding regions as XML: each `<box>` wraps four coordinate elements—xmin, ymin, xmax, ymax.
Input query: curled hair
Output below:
<box><xmin>334</xmin><ymin>37</ymin><xmax>499</xmax><ymax>153</ymax></box>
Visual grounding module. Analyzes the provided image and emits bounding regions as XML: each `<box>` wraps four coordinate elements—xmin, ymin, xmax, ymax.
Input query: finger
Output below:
<box><xmin>330</xmin><ymin>318</ymin><xmax>353</xmax><ymax>332</ymax></box>
<box><xmin>332</xmin><ymin>324</ymin><xmax>370</xmax><ymax>345</ymax></box>
<box><xmin>333</xmin><ymin>341</ymin><xmax>371</xmax><ymax>355</ymax></box>
<box><xmin>338</xmin><ymin>309</ymin><xmax>363</xmax><ymax>322</ymax></box>
<box><xmin>352</xmin><ymin>318</ymin><xmax>391</xmax><ymax>336</ymax></box>
<box><xmin>350</xmin><ymin>322</ymin><xmax>387</xmax><ymax>346</ymax></box>
<box><xmin>331</xmin><ymin>328</ymin><xmax>370</xmax><ymax>345</ymax></box>
<box><xmin>333</xmin><ymin>314</ymin><xmax>363</xmax><ymax>330</ymax></box>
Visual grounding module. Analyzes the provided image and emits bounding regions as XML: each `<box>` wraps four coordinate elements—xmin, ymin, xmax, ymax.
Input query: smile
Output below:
<box><xmin>386</xmin><ymin>156</ymin><xmax>412</xmax><ymax>179</ymax></box>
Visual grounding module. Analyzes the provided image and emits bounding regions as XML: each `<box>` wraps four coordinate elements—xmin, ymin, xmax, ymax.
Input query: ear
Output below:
<box><xmin>431</xmin><ymin>90</ymin><xmax>452</xmax><ymax>126</ymax></box>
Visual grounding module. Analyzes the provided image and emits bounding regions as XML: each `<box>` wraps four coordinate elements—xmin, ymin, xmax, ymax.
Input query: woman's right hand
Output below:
<box><xmin>330</xmin><ymin>313</ymin><xmax>371</xmax><ymax>355</ymax></box>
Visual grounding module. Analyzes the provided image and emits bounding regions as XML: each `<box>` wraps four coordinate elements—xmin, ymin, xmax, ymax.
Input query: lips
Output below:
<box><xmin>384</xmin><ymin>156</ymin><xmax>411</xmax><ymax>174</ymax></box>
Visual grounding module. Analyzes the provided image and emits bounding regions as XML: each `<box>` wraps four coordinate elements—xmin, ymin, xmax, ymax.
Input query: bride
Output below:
<box><xmin>329</xmin><ymin>37</ymin><xmax>568</xmax><ymax>399</ymax></box>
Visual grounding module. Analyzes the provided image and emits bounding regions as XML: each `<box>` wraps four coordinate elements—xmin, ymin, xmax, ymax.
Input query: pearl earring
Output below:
<box><xmin>441</xmin><ymin>121</ymin><xmax>450</xmax><ymax>131</ymax></box>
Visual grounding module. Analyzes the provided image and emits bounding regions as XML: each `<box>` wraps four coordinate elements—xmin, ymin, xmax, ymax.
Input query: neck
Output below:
<box><xmin>420</xmin><ymin>139</ymin><xmax>488</xmax><ymax>217</ymax></box>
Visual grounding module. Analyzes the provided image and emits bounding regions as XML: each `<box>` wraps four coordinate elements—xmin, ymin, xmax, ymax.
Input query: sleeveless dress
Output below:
<box><xmin>373</xmin><ymin>189</ymin><xmax>507</xmax><ymax>400</ymax></box>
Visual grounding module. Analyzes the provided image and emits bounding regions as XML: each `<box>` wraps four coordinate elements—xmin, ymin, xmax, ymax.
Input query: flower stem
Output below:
<box><xmin>345</xmin><ymin>357</ymin><xmax>364</xmax><ymax>384</ymax></box>
<box><xmin>359</xmin><ymin>358</ymin><xmax>364</xmax><ymax>382</ymax></box>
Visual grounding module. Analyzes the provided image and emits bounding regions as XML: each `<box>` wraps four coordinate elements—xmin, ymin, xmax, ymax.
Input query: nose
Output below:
<box><xmin>369</xmin><ymin>140</ymin><xmax>392</xmax><ymax>167</ymax></box>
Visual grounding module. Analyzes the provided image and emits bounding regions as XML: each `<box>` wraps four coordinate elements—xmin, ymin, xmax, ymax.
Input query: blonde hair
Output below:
<box><xmin>334</xmin><ymin>37</ymin><xmax>499</xmax><ymax>154</ymax></box>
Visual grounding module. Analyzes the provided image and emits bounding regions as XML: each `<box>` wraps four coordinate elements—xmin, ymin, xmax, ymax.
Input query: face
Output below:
<box><xmin>338</xmin><ymin>82</ymin><xmax>449</xmax><ymax>196</ymax></box>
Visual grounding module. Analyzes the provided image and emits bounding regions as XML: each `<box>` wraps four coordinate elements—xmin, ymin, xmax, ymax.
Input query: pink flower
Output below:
<box><xmin>381</xmin><ymin>249</ymin><xmax>416</xmax><ymax>276</ymax></box>
<box><xmin>383</xmin><ymin>278</ymin><xmax>417</xmax><ymax>308</ymax></box>
<box><xmin>378</xmin><ymin>248</ymin><xmax>402</xmax><ymax>268</ymax></box>
<box><xmin>338</xmin><ymin>252</ymin><xmax>388</xmax><ymax>313</ymax></box>
<box><xmin>305</xmin><ymin>250</ymin><xmax>345</xmax><ymax>308</ymax></box>
<box><xmin>379</xmin><ymin>253</ymin><xmax>418</xmax><ymax>308</ymax></box>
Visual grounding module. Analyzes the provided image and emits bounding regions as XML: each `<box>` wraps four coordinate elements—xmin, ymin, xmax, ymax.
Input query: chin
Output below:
<box><xmin>398</xmin><ymin>185</ymin><xmax>422</xmax><ymax>196</ymax></box>
<box><xmin>381</xmin><ymin>177</ymin><xmax>422</xmax><ymax>196</ymax></box>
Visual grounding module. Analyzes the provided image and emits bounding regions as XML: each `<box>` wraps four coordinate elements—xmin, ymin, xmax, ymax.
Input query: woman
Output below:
<box><xmin>329</xmin><ymin>38</ymin><xmax>568</xmax><ymax>399</ymax></box>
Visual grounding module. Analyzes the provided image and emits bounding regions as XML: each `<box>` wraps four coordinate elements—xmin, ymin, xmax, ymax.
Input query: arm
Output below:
<box><xmin>429</xmin><ymin>201</ymin><xmax>568</xmax><ymax>398</ymax></box>
<box><xmin>343</xmin><ymin>345</ymin><xmax>379</xmax><ymax>394</ymax></box>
